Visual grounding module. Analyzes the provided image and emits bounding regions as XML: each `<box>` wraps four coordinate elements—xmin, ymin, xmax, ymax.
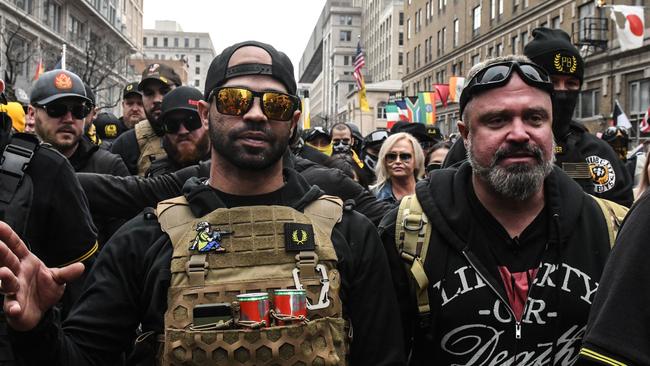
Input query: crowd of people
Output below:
<box><xmin>0</xmin><ymin>27</ymin><xmax>647</xmax><ymax>366</ymax></box>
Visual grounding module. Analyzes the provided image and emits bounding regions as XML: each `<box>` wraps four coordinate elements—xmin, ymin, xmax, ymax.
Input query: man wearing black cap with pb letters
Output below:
<box><xmin>145</xmin><ymin>86</ymin><xmax>211</xmax><ymax>177</ymax></box>
<box><xmin>443</xmin><ymin>28</ymin><xmax>633</xmax><ymax>207</ymax></box>
<box><xmin>3</xmin><ymin>40</ymin><xmax>404</xmax><ymax>365</ymax></box>
<box><xmin>111</xmin><ymin>63</ymin><xmax>182</xmax><ymax>175</ymax></box>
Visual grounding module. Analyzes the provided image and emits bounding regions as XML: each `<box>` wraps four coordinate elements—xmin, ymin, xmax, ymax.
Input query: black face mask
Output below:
<box><xmin>551</xmin><ymin>90</ymin><xmax>579</xmax><ymax>139</ymax></box>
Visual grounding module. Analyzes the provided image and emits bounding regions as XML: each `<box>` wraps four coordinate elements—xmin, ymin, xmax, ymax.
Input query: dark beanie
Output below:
<box><xmin>524</xmin><ymin>27</ymin><xmax>584</xmax><ymax>84</ymax></box>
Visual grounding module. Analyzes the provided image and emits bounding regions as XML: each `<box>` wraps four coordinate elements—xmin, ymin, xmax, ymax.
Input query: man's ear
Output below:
<box><xmin>198</xmin><ymin>100</ymin><xmax>210</xmax><ymax>126</ymax></box>
<box><xmin>290</xmin><ymin>109</ymin><xmax>301</xmax><ymax>137</ymax></box>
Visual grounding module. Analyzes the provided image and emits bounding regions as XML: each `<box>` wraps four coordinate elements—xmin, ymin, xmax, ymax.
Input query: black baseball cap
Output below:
<box><xmin>30</xmin><ymin>70</ymin><xmax>90</xmax><ymax>105</ymax></box>
<box><xmin>524</xmin><ymin>27</ymin><xmax>584</xmax><ymax>84</ymax></box>
<box><xmin>123</xmin><ymin>81</ymin><xmax>142</xmax><ymax>99</ymax></box>
<box><xmin>391</xmin><ymin>122</ymin><xmax>434</xmax><ymax>144</ymax></box>
<box><xmin>160</xmin><ymin>86</ymin><xmax>203</xmax><ymax>121</ymax></box>
<box><xmin>138</xmin><ymin>63</ymin><xmax>182</xmax><ymax>90</ymax></box>
<box><xmin>204</xmin><ymin>40</ymin><xmax>296</xmax><ymax>100</ymax></box>
<box><xmin>94</xmin><ymin>112</ymin><xmax>126</xmax><ymax>141</ymax></box>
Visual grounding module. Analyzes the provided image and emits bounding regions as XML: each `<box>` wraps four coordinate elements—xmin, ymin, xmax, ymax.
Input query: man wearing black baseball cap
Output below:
<box><xmin>524</xmin><ymin>27</ymin><xmax>633</xmax><ymax>207</ymax></box>
<box><xmin>119</xmin><ymin>81</ymin><xmax>145</xmax><ymax>129</ymax></box>
<box><xmin>3</xmin><ymin>40</ymin><xmax>405</xmax><ymax>366</ymax></box>
<box><xmin>145</xmin><ymin>86</ymin><xmax>210</xmax><ymax>176</ymax></box>
<box><xmin>111</xmin><ymin>63</ymin><xmax>182</xmax><ymax>175</ymax></box>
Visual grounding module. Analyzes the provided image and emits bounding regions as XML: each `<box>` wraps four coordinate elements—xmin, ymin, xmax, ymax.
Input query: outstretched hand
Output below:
<box><xmin>0</xmin><ymin>222</ymin><xmax>84</xmax><ymax>331</ymax></box>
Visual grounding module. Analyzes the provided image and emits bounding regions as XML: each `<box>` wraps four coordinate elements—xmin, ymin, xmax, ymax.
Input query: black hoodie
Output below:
<box><xmin>11</xmin><ymin>169</ymin><xmax>405</xmax><ymax>366</ymax></box>
<box><xmin>380</xmin><ymin>162</ymin><xmax>612</xmax><ymax>364</ymax></box>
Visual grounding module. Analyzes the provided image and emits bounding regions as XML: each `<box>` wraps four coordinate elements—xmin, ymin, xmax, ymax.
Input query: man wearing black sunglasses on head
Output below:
<box><xmin>30</xmin><ymin>70</ymin><xmax>128</xmax><ymax>247</ymax></box>
<box><xmin>145</xmin><ymin>86</ymin><xmax>211</xmax><ymax>177</ymax></box>
<box><xmin>4</xmin><ymin>40</ymin><xmax>405</xmax><ymax>366</ymax></box>
<box><xmin>380</xmin><ymin>55</ymin><xmax>624</xmax><ymax>365</ymax></box>
<box><xmin>111</xmin><ymin>63</ymin><xmax>182</xmax><ymax>175</ymax></box>
<box><xmin>443</xmin><ymin>28</ymin><xmax>633</xmax><ymax>208</ymax></box>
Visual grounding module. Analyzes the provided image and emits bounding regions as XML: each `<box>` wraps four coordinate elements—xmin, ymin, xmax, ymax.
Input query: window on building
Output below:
<box><xmin>436</xmin><ymin>30</ymin><xmax>441</xmax><ymax>56</ymax></box>
<box><xmin>164</xmin><ymin>38</ymin><xmax>168</xmax><ymax>47</ymax></box>
<box><xmin>398</xmin><ymin>52</ymin><xmax>404</xmax><ymax>65</ymax></box>
<box><xmin>406</xmin><ymin>52</ymin><xmax>410</xmax><ymax>73</ymax></box>
<box><xmin>399</xmin><ymin>32</ymin><xmax>404</xmax><ymax>46</ymax></box>
<box><xmin>453</xmin><ymin>19</ymin><xmax>459</xmax><ymax>47</ymax></box>
<box><xmin>472</xmin><ymin>5</ymin><xmax>481</xmax><ymax>35</ymax></box>
<box><xmin>426</xmin><ymin>2</ymin><xmax>431</xmax><ymax>24</ymax></box>
<box><xmin>488</xmin><ymin>46</ymin><xmax>494</xmax><ymax>57</ymax></box>
<box><xmin>339</xmin><ymin>15</ymin><xmax>353</xmax><ymax>25</ymax></box>
<box><xmin>496</xmin><ymin>43</ymin><xmax>503</xmax><ymax>56</ymax></box>
<box><xmin>174</xmin><ymin>38</ymin><xmax>179</xmax><ymax>47</ymax></box>
<box><xmin>377</xmin><ymin>102</ymin><xmax>387</xmax><ymax>119</ymax></box>
<box><xmin>154</xmin><ymin>54</ymin><xmax>159</xmax><ymax>60</ymax></box>
<box><xmin>399</xmin><ymin>12</ymin><xmax>404</xmax><ymax>25</ymax></box>
<box><xmin>499</xmin><ymin>0</ymin><xmax>504</xmax><ymax>15</ymax></box>
<box><xmin>195</xmin><ymin>79</ymin><xmax>200</xmax><ymax>87</ymax></box>
<box><xmin>43</xmin><ymin>0</ymin><xmax>62</xmax><ymax>33</ymax></box>
<box><xmin>552</xmin><ymin>16</ymin><xmax>560</xmax><ymax>28</ymax></box>
<box><xmin>340</xmin><ymin>31</ymin><xmax>352</xmax><ymax>41</ymax></box>
<box><xmin>471</xmin><ymin>54</ymin><xmax>480</xmax><ymax>65</ymax></box>
<box><xmin>67</xmin><ymin>15</ymin><xmax>84</xmax><ymax>44</ymax></box>
<box><xmin>428</xmin><ymin>36</ymin><xmax>433</xmax><ymax>61</ymax></box>
<box><xmin>575</xmin><ymin>89</ymin><xmax>600</xmax><ymax>118</ymax></box>
<box><xmin>195</xmin><ymin>67</ymin><xmax>200</xmax><ymax>75</ymax></box>
<box><xmin>348</xmin><ymin>84</ymin><xmax>355</xmax><ymax>93</ymax></box>
<box><xmin>490</xmin><ymin>0</ymin><xmax>496</xmax><ymax>19</ymax></box>
<box><xmin>184</xmin><ymin>38</ymin><xmax>189</xmax><ymax>47</ymax></box>
<box><xmin>194</xmin><ymin>38</ymin><xmax>200</xmax><ymax>48</ymax></box>
<box><xmin>511</xmin><ymin>34</ymin><xmax>519</xmax><ymax>54</ymax></box>
<box><xmin>196</xmin><ymin>54</ymin><xmax>200</xmax><ymax>62</ymax></box>
<box><xmin>441</xmin><ymin>27</ymin><xmax>446</xmax><ymax>54</ymax></box>
<box><xmin>161</xmin><ymin>54</ymin><xmax>166</xmax><ymax>60</ymax></box>
<box><xmin>629</xmin><ymin>79</ymin><xmax>650</xmax><ymax>115</ymax></box>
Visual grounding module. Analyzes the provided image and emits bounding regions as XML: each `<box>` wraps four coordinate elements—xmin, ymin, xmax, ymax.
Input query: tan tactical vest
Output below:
<box><xmin>135</xmin><ymin>119</ymin><xmax>166</xmax><ymax>176</ymax></box>
<box><xmin>156</xmin><ymin>195</ymin><xmax>349</xmax><ymax>365</ymax></box>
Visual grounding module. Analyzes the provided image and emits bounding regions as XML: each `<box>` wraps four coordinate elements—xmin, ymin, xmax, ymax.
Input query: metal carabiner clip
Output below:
<box><xmin>292</xmin><ymin>264</ymin><xmax>331</xmax><ymax>310</ymax></box>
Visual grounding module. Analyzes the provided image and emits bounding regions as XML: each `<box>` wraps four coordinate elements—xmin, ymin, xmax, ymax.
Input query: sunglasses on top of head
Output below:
<box><xmin>459</xmin><ymin>61</ymin><xmax>554</xmax><ymax>117</ymax></box>
<box><xmin>209</xmin><ymin>87</ymin><xmax>300</xmax><ymax>121</ymax></box>
<box><xmin>162</xmin><ymin>113</ymin><xmax>203</xmax><ymax>134</ymax></box>
<box><xmin>36</xmin><ymin>101</ymin><xmax>91</xmax><ymax>119</ymax></box>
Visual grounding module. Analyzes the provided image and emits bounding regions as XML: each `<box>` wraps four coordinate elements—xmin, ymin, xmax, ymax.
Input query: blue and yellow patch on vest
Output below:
<box><xmin>189</xmin><ymin>221</ymin><xmax>232</xmax><ymax>253</ymax></box>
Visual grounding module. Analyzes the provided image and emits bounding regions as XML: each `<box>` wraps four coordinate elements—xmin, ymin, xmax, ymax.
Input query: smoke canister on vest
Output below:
<box><xmin>273</xmin><ymin>289</ymin><xmax>307</xmax><ymax>325</ymax></box>
<box><xmin>236</xmin><ymin>293</ymin><xmax>271</xmax><ymax>327</ymax></box>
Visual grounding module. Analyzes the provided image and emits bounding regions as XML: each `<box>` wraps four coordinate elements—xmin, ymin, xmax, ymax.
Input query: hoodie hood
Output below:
<box><xmin>416</xmin><ymin>162</ymin><xmax>586</xmax><ymax>252</ymax></box>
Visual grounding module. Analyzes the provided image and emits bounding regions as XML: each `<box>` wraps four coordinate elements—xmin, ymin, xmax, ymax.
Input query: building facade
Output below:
<box><xmin>361</xmin><ymin>0</ymin><xmax>405</xmax><ymax>82</ymax></box>
<box><xmin>140</xmin><ymin>20</ymin><xmax>215</xmax><ymax>92</ymax></box>
<box><xmin>299</xmin><ymin>0</ymin><xmax>363</xmax><ymax>129</ymax></box>
<box><xmin>0</xmin><ymin>0</ymin><xmax>142</xmax><ymax>112</ymax></box>
<box><xmin>403</xmin><ymin>0</ymin><xmax>649</xmax><ymax>141</ymax></box>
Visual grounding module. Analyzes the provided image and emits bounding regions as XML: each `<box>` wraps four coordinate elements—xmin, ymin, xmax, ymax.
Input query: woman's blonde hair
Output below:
<box><xmin>373</xmin><ymin>132</ymin><xmax>425</xmax><ymax>188</ymax></box>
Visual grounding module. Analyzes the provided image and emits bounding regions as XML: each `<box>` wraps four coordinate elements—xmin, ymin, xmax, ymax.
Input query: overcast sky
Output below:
<box><xmin>143</xmin><ymin>0</ymin><xmax>327</xmax><ymax>78</ymax></box>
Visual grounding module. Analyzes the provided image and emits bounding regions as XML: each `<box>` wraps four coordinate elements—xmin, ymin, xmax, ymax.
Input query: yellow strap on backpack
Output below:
<box><xmin>590</xmin><ymin>195</ymin><xmax>628</xmax><ymax>248</ymax></box>
<box><xmin>395</xmin><ymin>194</ymin><xmax>432</xmax><ymax>314</ymax></box>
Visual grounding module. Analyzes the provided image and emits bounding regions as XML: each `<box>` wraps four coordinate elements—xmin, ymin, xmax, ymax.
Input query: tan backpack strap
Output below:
<box><xmin>395</xmin><ymin>194</ymin><xmax>432</xmax><ymax>314</ymax></box>
<box><xmin>303</xmin><ymin>195</ymin><xmax>343</xmax><ymax>239</ymax></box>
<box><xmin>590</xmin><ymin>195</ymin><xmax>629</xmax><ymax>248</ymax></box>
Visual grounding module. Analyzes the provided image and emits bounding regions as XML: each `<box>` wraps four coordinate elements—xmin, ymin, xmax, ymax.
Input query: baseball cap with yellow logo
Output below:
<box><xmin>138</xmin><ymin>63</ymin><xmax>182</xmax><ymax>90</ymax></box>
<box><xmin>122</xmin><ymin>81</ymin><xmax>142</xmax><ymax>99</ymax></box>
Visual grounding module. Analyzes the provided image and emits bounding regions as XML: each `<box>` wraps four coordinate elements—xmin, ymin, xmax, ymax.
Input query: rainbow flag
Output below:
<box><xmin>418</xmin><ymin>92</ymin><xmax>436</xmax><ymax>124</ymax></box>
<box><xmin>449</xmin><ymin>77</ymin><xmax>465</xmax><ymax>103</ymax></box>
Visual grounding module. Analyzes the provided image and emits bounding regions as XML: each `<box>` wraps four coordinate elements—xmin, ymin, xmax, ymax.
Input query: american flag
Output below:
<box><xmin>353</xmin><ymin>41</ymin><xmax>365</xmax><ymax>90</ymax></box>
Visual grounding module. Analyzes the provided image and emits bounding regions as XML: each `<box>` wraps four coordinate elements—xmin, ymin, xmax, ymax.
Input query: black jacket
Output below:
<box><xmin>10</xmin><ymin>169</ymin><xmax>405</xmax><ymax>366</ymax></box>
<box><xmin>69</xmin><ymin>137</ymin><xmax>129</xmax><ymax>246</ymax></box>
<box><xmin>442</xmin><ymin>121</ymin><xmax>634</xmax><ymax>207</ymax></box>
<box><xmin>578</xmin><ymin>191</ymin><xmax>650</xmax><ymax>366</ymax></box>
<box><xmin>380</xmin><ymin>163</ymin><xmax>612</xmax><ymax>364</ymax></box>
<box><xmin>110</xmin><ymin>129</ymin><xmax>139</xmax><ymax>175</ymax></box>
<box><xmin>77</xmin><ymin>154</ymin><xmax>393</xmax><ymax>225</ymax></box>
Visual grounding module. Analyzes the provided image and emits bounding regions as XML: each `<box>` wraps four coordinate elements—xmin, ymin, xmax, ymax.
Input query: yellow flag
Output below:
<box><xmin>359</xmin><ymin>85</ymin><xmax>369</xmax><ymax>112</ymax></box>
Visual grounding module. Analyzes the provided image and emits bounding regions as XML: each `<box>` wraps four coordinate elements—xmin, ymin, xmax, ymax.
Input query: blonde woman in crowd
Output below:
<box><xmin>370</xmin><ymin>132</ymin><xmax>425</xmax><ymax>206</ymax></box>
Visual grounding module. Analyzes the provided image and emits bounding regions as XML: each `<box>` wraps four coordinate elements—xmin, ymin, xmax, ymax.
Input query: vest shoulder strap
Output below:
<box><xmin>590</xmin><ymin>195</ymin><xmax>629</xmax><ymax>248</ymax></box>
<box><xmin>395</xmin><ymin>194</ymin><xmax>432</xmax><ymax>314</ymax></box>
<box><xmin>134</xmin><ymin>119</ymin><xmax>154</xmax><ymax>150</ymax></box>
<box><xmin>303</xmin><ymin>194</ymin><xmax>343</xmax><ymax>239</ymax></box>
<box><xmin>156</xmin><ymin>195</ymin><xmax>194</xmax><ymax>245</ymax></box>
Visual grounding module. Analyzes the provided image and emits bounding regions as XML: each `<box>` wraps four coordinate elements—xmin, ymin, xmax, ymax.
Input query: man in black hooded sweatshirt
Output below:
<box><xmin>443</xmin><ymin>28</ymin><xmax>633</xmax><ymax>207</ymax></box>
<box><xmin>381</xmin><ymin>55</ymin><xmax>616</xmax><ymax>365</ymax></box>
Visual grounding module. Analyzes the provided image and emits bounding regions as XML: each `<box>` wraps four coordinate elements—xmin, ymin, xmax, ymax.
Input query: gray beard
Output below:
<box><xmin>467</xmin><ymin>138</ymin><xmax>555</xmax><ymax>201</ymax></box>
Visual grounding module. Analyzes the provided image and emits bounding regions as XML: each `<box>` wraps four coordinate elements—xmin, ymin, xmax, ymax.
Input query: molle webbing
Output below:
<box><xmin>156</xmin><ymin>195</ymin><xmax>348</xmax><ymax>365</ymax></box>
<box><xmin>135</xmin><ymin>119</ymin><xmax>166</xmax><ymax>176</ymax></box>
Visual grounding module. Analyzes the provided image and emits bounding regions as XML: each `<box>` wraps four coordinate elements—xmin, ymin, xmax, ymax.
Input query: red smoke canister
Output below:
<box><xmin>237</xmin><ymin>293</ymin><xmax>270</xmax><ymax>326</ymax></box>
<box><xmin>273</xmin><ymin>289</ymin><xmax>307</xmax><ymax>325</ymax></box>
